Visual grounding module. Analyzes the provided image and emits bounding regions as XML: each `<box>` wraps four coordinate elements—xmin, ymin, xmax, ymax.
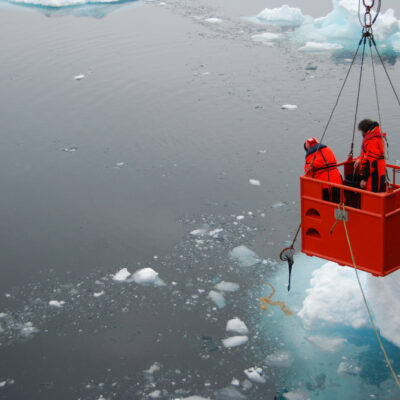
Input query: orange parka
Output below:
<box><xmin>359</xmin><ymin>126</ymin><xmax>387</xmax><ymax>192</ymax></box>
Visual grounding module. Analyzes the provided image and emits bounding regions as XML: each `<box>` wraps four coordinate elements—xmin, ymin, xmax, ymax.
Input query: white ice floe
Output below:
<box><xmin>20</xmin><ymin>322</ymin><xmax>39</xmax><ymax>337</ymax></box>
<box><xmin>243</xmin><ymin>367</ymin><xmax>266</xmax><ymax>384</ymax></box>
<box><xmin>252</xmin><ymin>32</ymin><xmax>282</xmax><ymax>42</ymax></box>
<box><xmin>93</xmin><ymin>291</ymin><xmax>104</xmax><ymax>298</ymax></box>
<box><xmin>226</xmin><ymin>318</ymin><xmax>248</xmax><ymax>335</ymax></box>
<box><xmin>190</xmin><ymin>228</ymin><xmax>208</xmax><ymax>237</ymax></box>
<box><xmin>131</xmin><ymin>268</ymin><xmax>165</xmax><ymax>287</ymax></box>
<box><xmin>307</xmin><ymin>335</ymin><xmax>347</xmax><ymax>353</ymax></box>
<box><xmin>0</xmin><ymin>313</ymin><xmax>7</xmax><ymax>318</ymax></box>
<box><xmin>256</xmin><ymin>5</ymin><xmax>305</xmax><ymax>27</ymax></box>
<box><xmin>231</xmin><ymin>378</ymin><xmax>240</xmax><ymax>386</ymax></box>
<box><xmin>115</xmin><ymin>162</ymin><xmax>125</xmax><ymax>168</ymax></box>
<box><xmin>205</xmin><ymin>17</ymin><xmax>222</xmax><ymax>23</ymax></box>
<box><xmin>271</xmin><ymin>201</ymin><xmax>287</xmax><ymax>208</ymax></box>
<box><xmin>73</xmin><ymin>74</ymin><xmax>85</xmax><ymax>80</ymax></box>
<box><xmin>214</xmin><ymin>281</ymin><xmax>239</xmax><ymax>292</ymax></box>
<box><xmin>337</xmin><ymin>360</ymin><xmax>361</xmax><ymax>376</ymax></box>
<box><xmin>249</xmin><ymin>179</ymin><xmax>261</xmax><ymax>186</ymax></box>
<box><xmin>112</xmin><ymin>267</ymin><xmax>131</xmax><ymax>282</ymax></box>
<box><xmin>208</xmin><ymin>290</ymin><xmax>226</xmax><ymax>309</ymax></box>
<box><xmin>148</xmin><ymin>390</ymin><xmax>161</xmax><ymax>398</ymax></box>
<box><xmin>181</xmin><ymin>397</ymin><xmax>211</xmax><ymax>400</ymax></box>
<box><xmin>49</xmin><ymin>300</ymin><xmax>65</xmax><ymax>308</ymax></box>
<box><xmin>281</xmin><ymin>104</ymin><xmax>298</xmax><ymax>110</ymax></box>
<box><xmin>283</xmin><ymin>389</ymin><xmax>311</xmax><ymax>400</ymax></box>
<box><xmin>298</xmin><ymin>262</ymin><xmax>368</xmax><ymax>330</ymax></box>
<box><xmin>0</xmin><ymin>382</ymin><xmax>6</xmax><ymax>388</ymax></box>
<box><xmin>208</xmin><ymin>228</ymin><xmax>224</xmax><ymax>239</ymax></box>
<box><xmin>264</xmin><ymin>351</ymin><xmax>293</xmax><ymax>367</ymax></box>
<box><xmin>236</xmin><ymin>215</ymin><xmax>245</xmax><ymax>221</ymax></box>
<box><xmin>298</xmin><ymin>42</ymin><xmax>343</xmax><ymax>52</ymax></box>
<box><xmin>222</xmin><ymin>335</ymin><xmax>248</xmax><ymax>348</ymax></box>
<box><xmin>230</xmin><ymin>245</ymin><xmax>261</xmax><ymax>267</ymax></box>
<box><xmin>145</xmin><ymin>362</ymin><xmax>161</xmax><ymax>375</ymax></box>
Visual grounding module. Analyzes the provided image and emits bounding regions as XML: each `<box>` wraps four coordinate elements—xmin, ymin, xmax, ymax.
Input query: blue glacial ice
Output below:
<box><xmin>253</xmin><ymin>0</ymin><xmax>400</xmax><ymax>54</ymax></box>
<box><xmin>260</xmin><ymin>253</ymin><xmax>400</xmax><ymax>399</ymax></box>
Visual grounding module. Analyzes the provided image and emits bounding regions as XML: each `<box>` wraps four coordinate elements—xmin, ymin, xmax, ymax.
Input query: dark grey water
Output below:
<box><xmin>1</xmin><ymin>0</ymin><xmax>400</xmax><ymax>399</ymax></box>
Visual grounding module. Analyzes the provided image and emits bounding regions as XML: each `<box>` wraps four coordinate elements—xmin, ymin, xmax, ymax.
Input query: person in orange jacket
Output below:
<box><xmin>304</xmin><ymin>137</ymin><xmax>342</xmax><ymax>203</ymax></box>
<box><xmin>353</xmin><ymin>119</ymin><xmax>387</xmax><ymax>192</ymax></box>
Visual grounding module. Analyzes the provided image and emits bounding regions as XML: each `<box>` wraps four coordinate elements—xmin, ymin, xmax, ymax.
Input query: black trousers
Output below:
<box><xmin>322</xmin><ymin>187</ymin><xmax>340</xmax><ymax>204</ymax></box>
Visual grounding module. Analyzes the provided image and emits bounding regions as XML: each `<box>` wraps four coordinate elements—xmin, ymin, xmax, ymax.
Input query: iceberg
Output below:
<box><xmin>256</xmin><ymin>5</ymin><xmax>305</xmax><ymax>27</ymax></box>
<box><xmin>254</xmin><ymin>0</ymin><xmax>400</xmax><ymax>54</ymax></box>
<box><xmin>131</xmin><ymin>268</ymin><xmax>165</xmax><ymax>287</ymax></box>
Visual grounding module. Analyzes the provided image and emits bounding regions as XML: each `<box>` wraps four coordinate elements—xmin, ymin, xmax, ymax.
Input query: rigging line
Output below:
<box><xmin>351</xmin><ymin>35</ymin><xmax>367</xmax><ymax>156</ymax></box>
<box><xmin>372</xmin><ymin>38</ymin><xmax>400</xmax><ymax>108</ymax></box>
<box><xmin>341</xmin><ymin>204</ymin><xmax>400</xmax><ymax>391</ymax></box>
<box><xmin>369</xmin><ymin>36</ymin><xmax>382</xmax><ymax>128</ymax></box>
<box><xmin>307</xmin><ymin>34</ymin><xmax>364</xmax><ymax>172</ymax></box>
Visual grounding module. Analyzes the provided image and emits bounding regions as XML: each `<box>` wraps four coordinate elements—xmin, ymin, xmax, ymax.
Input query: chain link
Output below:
<box><xmin>363</xmin><ymin>0</ymin><xmax>375</xmax><ymax>7</ymax></box>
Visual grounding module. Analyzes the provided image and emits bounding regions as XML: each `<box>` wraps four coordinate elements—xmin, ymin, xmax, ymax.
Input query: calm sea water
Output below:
<box><xmin>1</xmin><ymin>0</ymin><xmax>400</xmax><ymax>398</ymax></box>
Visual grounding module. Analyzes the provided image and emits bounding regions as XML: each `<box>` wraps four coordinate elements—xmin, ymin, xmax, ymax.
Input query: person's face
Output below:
<box><xmin>360</xmin><ymin>130</ymin><xmax>366</xmax><ymax>138</ymax></box>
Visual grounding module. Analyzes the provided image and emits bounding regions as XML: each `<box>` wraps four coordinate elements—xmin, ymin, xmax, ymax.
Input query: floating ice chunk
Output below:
<box><xmin>49</xmin><ymin>300</ymin><xmax>65</xmax><ymax>308</ymax></box>
<box><xmin>73</xmin><ymin>74</ymin><xmax>85</xmax><ymax>80</ymax></box>
<box><xmin>222</xmin><ymin>336</ymin><xmax>248</xmax><ymax>348</ymax></box>
<box><xmin>337</xmin><ymin>360</ymin><xmax>361</xmax><ymax>376</ymax></box>
<box><xmin>145</xmin><ymin>362</ymin><xmax>161</xmax><ymax>375</ymax></box>
<box><xmin>205</xmin><ymin>17</ymin><xmax>222</xmax><ymax>23</ymax></box>
<box><xmin>115</xmin><ymin>162</ymin><xmax>125</xmax><ymax>167</ymax></box>
<box><xmin>243</xmin><ymin>367</ymin><xmax>266</xmax><ymax>384</ymax></box>
<box><xmin>62</xmin><ymin>146</ymin><xmax>78</xmax><ymax>152</ymax></box>
<box><xmin>181</xmin><ymin>397</ymin><xmax>211</xmax><ymax>400</ymax></box>
<box><xmin>298</xmin><ymin>42</ymin><xmax>343</xmax><ymax>52</ymax></box>
<box><xmin>252</xmin><ymin>32</ymin><xmax>282</xmax><ymax>42</ymax></box>
<box><xmin>256</xmin><ymin>5</ymin><xmax>305</xmax><ymax>27</ymax></box>
<box><xmin>93</xmin><ymin>291</ymin><xmax>104</xmax><ymax>298</ymax></box>
<box><xmin>283</xmin><ymin>389</ymin><xmax>311</xmax><ymax>400</ymax></box>
<box><xmin>298</xmin><ymin>262</ymin><xmax>368</xmax><ymax>329</ymax></box>
<box><xmin>0</xmin><ymin>313</ymin><xmax>7</xmax><ymax>318</ymax></box>
<box><xmin>264</xmin><ymin>351</ymin><xmax>293</xmax><ymax>367</ymax></box>
<box><xmin>0</xmin><ymin>382</ymin><xmax>6</xmax><ymax>388</ymax></box>
<box><xmin>249</xmin><ymin>179</ymin><xmax>261</xmax><ymax>186</ymax></box>
<box><xmin>281</xmin><ymin>104</ymin><xmax>298</xmax><ymax>110</ymax></box>
<box><xmin>132</xmin><ymin>268</ymin><xmax>165</xmax><ymax>287</ymax></box>
<box><xmin>230</xmin><ymin>245</ymin><xmax>261</xmax><ymax>267</ymax></box>
<box><xmin>208</xmin><ymin>228</ymin><xmax>224</xmax><ymax>239</ymax></box>
<box><xmin>226</xmin><ymin>318</ymin><xmax>248</xmax><ymax>335</ymax></box>
<box><xmin>271</xmin><ymin>201</ymin><xmax>287</xmax><ymax>208</ymax></box>
<box><xmin>236</xmin><ymin>215</ymin><xmax>245</xmax><ymax>221</ymax></box>
<box><xmin>208</xmin><ymin>290</ymin><xmax>226</xmax><ymax>308</ymax></box>
<box><xmin>20</xmin><ymin>322</ymin><xmax>39</xmax><ymax>337</ymax></box>
<box><xmin>214</xmin><ymin>281</ymin><xmax>239</xmax><ymax>292</ymax></box>
<box><xmin>307</xmin><ymin>335</ymin><xmax>347</xmax><ymax>353</ymax></box>
<box><xmin>231</xmin><ymin>378</ymin><xmax>240</xmax><ymax>386</ymax></box>
<box><xmin>149</xmin><ymin>390</ymin><xmax>161</xmax><ymax>398</ymax></box>
<box><xmin>112</xmin><ymin>267</ymin><xmax>131</xmax><ymax>282</ymax></box>
<box><xmin>190</xmin><ymin>228</ymin><xmax>208</xmax><ymax>236</ymax></box>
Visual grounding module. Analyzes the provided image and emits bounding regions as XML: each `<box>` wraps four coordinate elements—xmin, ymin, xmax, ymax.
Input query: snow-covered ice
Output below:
<box><xmin>190</xmin><ymin>228</ymin><xmax>208</xmax><ymax>236</ymax></box>
<box><xmin>73</xmin><ymin>74</ymin><xmax>85</xmax><ymax>80</ymax></box>
<box><xmin>252</xmin><ymin>32</ymin><xmax>282</xmax><ymax>43</ymax></box>
<box><xmin>49</xmin><ymin>300</ymin><xmax>65</xmax><ymax>308</ymax></box>
<box><xmin>208</xmin><ymin>290</ymin><xmax>226</xmax><ymax>308</ymax></box>
<box><xmin>298</xmin><ymin>42</ymin><xmax>343</xmax><ymax>52</ymax></box>
<box><xmin>0</xmin><ymin>381</ymin><xmax>6</xmax><ymax>388</ymax></box>
<box><xmin>93</xmin><ymin>291</ymin><xmax>104</xmax><ymax>297</ymax></box>
<box><xmin>249</xmin><ymin>179</ymin><xmax>261</xmax><ymax>186</ymax></box>
<box><xmin>337</xmin><ymin>360</ymin><xmax>361</xmax><ymax>376</ymax></box>
<box><xmin>281</xmin><ymin>104</ymin><xmax>298</xmax><ymax>110</ymax></box>
<box><xmin>222</xmin><ymin>335</ymin><xmax>248</xmax><ymax>348</ymax></box>
<box><xmin>214</xmin><ymin>281</ymin><xmax>239</xmax><ymax>292</ymax></box>
<box><xmin>256</xmin><ymin>5</ymin><xmax>305</xmax><ymax>27</ymax></box>
<box><xmin>226</xmin><ymin>318</ymin><xmax>248</xmax><ymax>335</ymax></box>
<box><xmin>243</xmin><ymin>367</ymin><xmax>266</xmax><ymax>384</ymax></box>
<box><xmin>20</xmin><ymin>322</ymin><xmax>39</xmax><ymax>337</ymax></box>
<box><xmin>145</xmin><ymin>362</ymin><xmax>161</xmax><ymax>375</ymax></box>
<box><xmin>112</xmin><ymin>268</ymin><xmax>131</xmax><ymax>282</ymax></box>
<box><xmin>230</xmin><ymin>245</ymin><xmax>261</xmax><ymax>267</ymax></box>
<box><xmin>298</xmin><ymin>262</ymin><xmax>368</xmax><ymax>330</ymax></box>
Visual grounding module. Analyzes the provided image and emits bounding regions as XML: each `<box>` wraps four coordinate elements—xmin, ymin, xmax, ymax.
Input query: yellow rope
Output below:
<box><xmin>341</xmin><ymin>204</ymin><xmax>400</xmax><ymax>390</ymax></box>
<box><xmin>259</xmin><ymin>281</ymin><xmax>293</xmax><ymax>316</ymax></box>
